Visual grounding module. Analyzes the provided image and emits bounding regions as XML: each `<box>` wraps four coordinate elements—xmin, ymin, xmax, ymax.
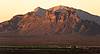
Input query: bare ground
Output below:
<box><xmin>0</xmin><ymin>32</ymin><xmax>99</xmax><ymax>46</ymax></box>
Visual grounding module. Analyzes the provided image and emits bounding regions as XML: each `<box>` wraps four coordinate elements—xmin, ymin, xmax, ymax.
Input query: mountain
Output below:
<box><xmin>0</xmin><ymin>6</ymin><xmax>100</xmax><ymax>35</ymax></box>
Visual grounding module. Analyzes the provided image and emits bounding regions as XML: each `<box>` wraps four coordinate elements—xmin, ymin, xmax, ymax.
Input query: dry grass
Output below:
<box><xmin>0</xmin><ymin>32</ymin><xmax>99</xmax><ymax>46</ymax></box>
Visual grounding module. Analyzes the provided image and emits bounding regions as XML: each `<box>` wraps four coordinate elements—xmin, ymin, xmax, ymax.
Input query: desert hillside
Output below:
<box><xmin>0</xmin><ymin>6</ymin><xmax>100</xmax><ymax>35</ymax></box>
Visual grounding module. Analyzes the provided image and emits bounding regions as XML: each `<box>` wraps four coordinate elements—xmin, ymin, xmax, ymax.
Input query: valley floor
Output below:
<box><xmin>0</xmin><ymin>33</ymin><xmax>99</xmax><ymax>46</ymax></box>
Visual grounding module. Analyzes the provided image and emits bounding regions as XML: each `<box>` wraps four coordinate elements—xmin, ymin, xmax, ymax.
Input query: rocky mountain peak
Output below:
<box><xmin>48</xmin><ymin>6</ymin><xmax>74</xmax><ymax>13</ymax></box>
<box><xmin>34</xmin><ymin>7</ymin><xmax>46</xmax><ymax>17</ymax></box>
<box><xmin>46</xmin><ymin>6</ymin><xmax>80</xmax><ymax>33</ymax></box>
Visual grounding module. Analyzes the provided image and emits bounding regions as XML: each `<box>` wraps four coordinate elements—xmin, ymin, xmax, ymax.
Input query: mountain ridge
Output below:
<box><xmin>0</xmin><ymin>6</ymin><xmax>100</xmax><ymax>35</ymax></box>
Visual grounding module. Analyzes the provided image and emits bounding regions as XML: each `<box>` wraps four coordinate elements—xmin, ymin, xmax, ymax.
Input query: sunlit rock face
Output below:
<box><xmin>46</xmin><ymin>6</ymin><xmax>80</xmax><ymax>33</ymax></box>
<box><xmin>17</xmin><ymin>6</ymin><xmax>80</xmax><ymax>34</ymax></box>
<box><xmin>0</xmin><ymin>6</ymin><xmax>100</xmax><ymax>35</ymax></box>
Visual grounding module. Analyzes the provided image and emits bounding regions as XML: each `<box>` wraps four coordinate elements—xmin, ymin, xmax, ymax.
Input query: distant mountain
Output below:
<box><xmin>0</xmin><ymin>6</ymin><xmax>100</xmax><ymax>35</ymax></box>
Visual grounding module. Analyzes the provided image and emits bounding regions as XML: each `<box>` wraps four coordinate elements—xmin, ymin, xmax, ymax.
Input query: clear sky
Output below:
<box><xmin>0</xmin><ymin>0</ymin><xmax>100</xmax><ymax>22</ymax></box>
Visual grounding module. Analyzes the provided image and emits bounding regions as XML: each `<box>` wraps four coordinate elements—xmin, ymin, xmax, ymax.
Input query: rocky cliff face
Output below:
<box><xmin>0</xmin><ymin>6</ymin><xmax>100</xmax><ymax>35</ymax></box>
<box><xmin>17</xmin><ymin>6</ymin><xmax>80</xmax><ymax>34</ymax></box>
